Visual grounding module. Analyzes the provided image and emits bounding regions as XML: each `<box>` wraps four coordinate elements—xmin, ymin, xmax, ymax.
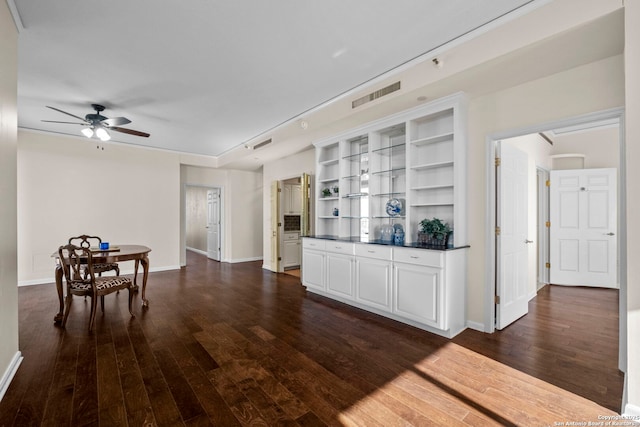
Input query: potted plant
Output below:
<box><xmin>321</xmin><ymin>187</ymin><xmax>332</xmax><ymax>197</ymax></box>
<box><xmin>418</xmin><ymin>217</ymin><xmax>452</xmax><ymax>247</ymax></box>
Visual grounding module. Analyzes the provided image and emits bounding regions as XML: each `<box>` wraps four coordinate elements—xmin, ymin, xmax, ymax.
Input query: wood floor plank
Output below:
<box><xmin>1</xmin><ymin>253</ymin><xmax>623</xmax><ymax>426</ymax></box>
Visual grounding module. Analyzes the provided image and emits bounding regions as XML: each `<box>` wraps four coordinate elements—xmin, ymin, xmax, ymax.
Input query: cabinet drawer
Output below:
<box><xmin>354</xmin><ymin>244</ymin><xmax>392</xmax><ymax>260</ymax></box>
<box><xmin>325</xmin><ymin>241</ymin><xmax>354</xmax><ymax>255</ymax></box>
<box><xmin>303</xmin><ymin>238</ymin><xmax>326</xmax><ymax>251</ymax></box>
<box><xmin>284</xmin><ymin>232</ymin><xmax>300</xmax><ymax>241</ymax></box>
<box><xmin>394</xmin><ymin>247</ymin><xmax>443</xmax><ymax>267</ymax></box>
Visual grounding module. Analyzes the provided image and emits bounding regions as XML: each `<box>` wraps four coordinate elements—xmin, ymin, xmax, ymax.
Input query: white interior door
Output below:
<box><xmin>550</xmin><ymin>168</ymin><xmax>617</xmax><ymax>287</ymax></box>
<box><xmin>207</xmin><ymin>189</ymin><xmax>220</xmax><ymax>261</ymax></box>
<box><xmin>497</xmin><ymin>142</ymin><xmax>530</xmax><ymax>329</ymax></box>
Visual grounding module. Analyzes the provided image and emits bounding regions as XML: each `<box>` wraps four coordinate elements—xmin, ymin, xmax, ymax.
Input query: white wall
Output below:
<box><xmin>17</xmin><ymin>131</ymin><xmax>181</xmax><ymax>284</ymax></box>
<box><xmin>552</xmin><ymin>126</ymin><xmax>619</xmax><ymax>169</ymax></box>
<box><xmin>181</xmin><ymin>165</ymin><xmax>263</xmax><ymax>263</ymax></box>
<box><xmin>262</xmin><ymin>148</ymin><xmax>315</xmax><ymax>270</ymax></box>
<box><xmin>0</xmin><ymin>0</ymin><xmax>20</xmax><ymax>400</ymax></box>
<box><xmin>624</xmin><ymin>0</ymin><xmax>640</xmax><ymax>417</ymax></box>
<box><xmin>466</xmin><ymin>54</ymin><xmax>624</xmax><ymax>325</ymax></box>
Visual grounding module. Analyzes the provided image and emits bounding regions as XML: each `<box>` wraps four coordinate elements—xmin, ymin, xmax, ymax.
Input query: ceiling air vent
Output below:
<box><xmin>253</xmin><ymin>138</ymin><xmax>272</xmax><ymax>150</ymax></box>
<box><xmin>352</xmin><ymin>81</ymin><xmax>401</xmax><ymax>109</ymax></box>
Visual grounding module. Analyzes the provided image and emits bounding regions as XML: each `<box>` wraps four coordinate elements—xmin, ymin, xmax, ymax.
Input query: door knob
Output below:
<box><xmin>604</xmin><ymin>232</ymin><xmax>615</xmax><ymax>236</ymax></box>
<box><xmin>525</xmin><ymin>239</ymin><xmax>534</xmax><ymax>244</ymax></box>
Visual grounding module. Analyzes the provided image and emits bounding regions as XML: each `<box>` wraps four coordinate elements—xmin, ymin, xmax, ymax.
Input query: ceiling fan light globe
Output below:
<box><xmin>81</xmin><ymin>127</ymin><xmax>94</xmax><ymax>138</ymax></box>
<box><xmin>95</xmin><ymin>127</ymin><xmax>111</xmax><ymax>141</ymax></box>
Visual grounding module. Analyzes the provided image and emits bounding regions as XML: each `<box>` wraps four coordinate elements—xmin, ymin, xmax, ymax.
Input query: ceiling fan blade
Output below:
<box><xmin>110</xmin><ymin>126</ymin><xmax>150</xmax><ymax>138</ymax></box>
<box><xmin>102</xmin><ymin>117</ymin><xmax>131</xmax><ymax>127</ymax></box>
<box><xmin>46</xmin><ymin>106</ymin><xmax>89</xmax><ymax>123</ymax></box>
<box><xmin>42</xmin><ymin>120</ymin><xmax>86</xmax><ymax>125</ymax></box>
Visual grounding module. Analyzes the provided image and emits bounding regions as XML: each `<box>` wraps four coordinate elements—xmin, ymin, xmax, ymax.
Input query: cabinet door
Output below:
<box><xmin>326</xmin><ymin>253</ymin><xmax>354</xmax><ymax>299</ymax></box>
<box><xmin>393</xmin><ymin>262</ymin><xmax>442</xmax><ymax>328</ymax></box>
<box><xmin>355</xmin><ymin>257</ymin><xmax>392</xmax><ymax>312</ymax></box>
<box><xmin>291</xmin><ymin>184</ymin><xmax>302</xmax><ymax>214</ymax></box>
<box><xmin>283</xmin><ymin>240</ymin><xmax>300</xmax><ymax>268</ymax></box>
<box><xmin>302</xmin><ymin>249</ymin><xmax>324</xmax><ymax>291</ymax></box>
<box><xmin>283</xmin><ymin>185</ymin><xmax>293</xmax><ymax>213</ymax></box>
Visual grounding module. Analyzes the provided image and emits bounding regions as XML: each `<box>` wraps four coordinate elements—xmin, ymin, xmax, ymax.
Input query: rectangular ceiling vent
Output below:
<box><xmin>253</xmin><ymin>138</ymin><xmax>272</xmax><ymax>150</ymax></box>
<box><xmin>352</xmin><ymin>81</ymin><xmax>401</xmax><ymax>109</ymax></box>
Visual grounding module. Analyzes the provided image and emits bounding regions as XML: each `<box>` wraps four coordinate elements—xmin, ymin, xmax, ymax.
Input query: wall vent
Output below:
<box><xmin>352</xmin><ymin>81</ymin><xmax>401</xmax><ymax>109</ymax></box>
<box><xmin>253</xmin><ymin>138</ymin><xmax>272</xmax><ymax>150</ymax></box>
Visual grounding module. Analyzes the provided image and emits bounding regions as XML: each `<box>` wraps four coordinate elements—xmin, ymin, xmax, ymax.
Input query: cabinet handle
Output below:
<box><xmin>335</xmin><ymin>246</ymin><xmax>342</xmax><ymax>249</ymax></box>
<box><xmin>410</xmin><ymin>256</ymin><xmax>419</xmax><ymax>259</ymax></box>
<box><xmin>367</xmin><ymin>250</ymin><xmax>375</xmax><ymax>253</ymax></box>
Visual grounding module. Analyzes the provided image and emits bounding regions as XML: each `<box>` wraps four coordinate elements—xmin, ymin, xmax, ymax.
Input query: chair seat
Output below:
<box><xmin>94</xmin><ymin>262</ymin><xmax>119</xmax><ymax>272</ymax></box>
<box><xmin>70</xmin><ymin>275</ymin><xmax>131</xmax><ymax>291</ymax></box>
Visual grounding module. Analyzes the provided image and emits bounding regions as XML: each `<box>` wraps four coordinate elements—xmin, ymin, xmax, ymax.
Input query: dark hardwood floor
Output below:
<box><xmin>0</xmin><ymin>252</ymin><xmax>622</xmax><ymax>426</ymax></box>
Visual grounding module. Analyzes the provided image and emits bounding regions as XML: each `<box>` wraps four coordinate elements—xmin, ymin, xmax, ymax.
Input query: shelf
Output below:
<box><xmin>410</xmin><ymin>202</ymin><xmax>454</xmax><ymax>207</ymax></box>
<box><xmin>371</xmin><ymin>167</ymin><xmax>406</xmax><ymax>176</ymax></box>
<box><xmin>372</xmin><ymin>215</ymin><xmax>406</xmax><ymax>219</ymax></box>
<box><xmin>343</xmin><ymin>193</ymin><xmax>369</xmax><ymax>199</ymax></box>
<box><xmin>342</xmin><ymin>174</ymin><xmax>368</xmax><ymax>180</ymax></box>
<box><xmin>318</xmin><ymin>196</ymin><xmax>339</xmax><ymax>201</ymax></box>
<box><xmin>410</xmin><ymin>161</ymin><xmax>453</xmax><ymax>171</ymax></box>
<box><xmin>343</xmin><ymin>216</ymin><xmax>367</xmax><ymax>219</ymax></box>
<box><xmin>318</xmin><ymin>216</ymin><xmax>339</xmax><ymax>219</ymax></box>
<box><xmin>411</xmin><ymin>184</ymin><xmax>454</xmax><ymax>191</ymax></box>
<box><xmin>343</xmin><ymin>152</ymin><xmax>368</xmax><ymax>162</ymax></box>
<box><xmin>319</xmin><ymin>158</ymin><xmax>339</xmax><ymax>166</ymax></box>
<box><xmin>411</xmin><ymin>132</ymin><xmax>453</xmax><ymax>146</ymax></box>
<box><xmin>371</xmin><ymin>192</ymin><xmax>406</xmax><ymax>197</ymax></box>
<box><xmin>318</xmin><ymin>177</ymin><xmax>339</xmax><ymax>183</ymax></box>
<box><xmin>372</xmin><ymin>143</ymin><xmax>406</xmax><ymax>155</ymax></box>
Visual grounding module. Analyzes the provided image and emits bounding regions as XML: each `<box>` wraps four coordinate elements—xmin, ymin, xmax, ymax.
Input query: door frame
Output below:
<box><xmin>483</xmin><ymin>107</ymin><xmax>626</xmax><ymax>371</ymax></box>
<box><xmin>183</xmin><ymin>184</ymin><xmax>225</xmax><ymax>263</ymax></box>
<box><xmin>536</xmin><ymin>167</ymin><xmax>550</xmax><ymax>289</ymax></box>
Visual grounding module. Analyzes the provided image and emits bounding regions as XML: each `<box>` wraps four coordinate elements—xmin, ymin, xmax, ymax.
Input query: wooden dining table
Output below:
<box><xmin>52</xmin><ymin>244</ymin><xmax>151</xmax><ymax>323</ymax></box>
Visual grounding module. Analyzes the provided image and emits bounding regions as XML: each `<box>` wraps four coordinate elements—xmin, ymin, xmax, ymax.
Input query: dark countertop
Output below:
<box><xmin>306</xmin><ymin>235</ymin><xmax>469</xmax><ymax>251</ymax></box>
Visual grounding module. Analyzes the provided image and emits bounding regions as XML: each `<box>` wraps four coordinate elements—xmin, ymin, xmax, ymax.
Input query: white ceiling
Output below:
<box><xmin>13</xmin><ymin>0</ymin><xmax>536</xmax><ymax>159</ymax></box>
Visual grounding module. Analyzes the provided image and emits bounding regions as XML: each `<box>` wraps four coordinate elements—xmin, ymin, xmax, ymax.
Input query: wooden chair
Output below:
<box><xmin>58</xmin><ymin>243</ymin><xmax>134</xmax><ymax>331</ymax></box>
<box><xmin>68</xmin><ymin>234</ymin><xmax>119</xmax><ymax>278</ymax></box>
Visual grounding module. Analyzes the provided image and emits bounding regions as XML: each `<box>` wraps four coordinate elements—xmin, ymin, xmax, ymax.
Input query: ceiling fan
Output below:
<box><xmin>42</xmin><ymin>103</ymin><xmax>150</xmax><ymax>141</ymax></box>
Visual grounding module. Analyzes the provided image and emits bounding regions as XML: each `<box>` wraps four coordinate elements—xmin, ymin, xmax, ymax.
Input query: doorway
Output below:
<box><xmin>185</xmin><ymin>185</ymin><xmax>223</xmax><ymax>262</ymax></box>
<box><xmin>485</xmin><ymin>108</ymin><xmax>626</xmax><ymax>375</ymax></box>
<box><xmin>270</xmin><ymin>174</ymin><xmax>311</xmax><ymax>276</ymax></box>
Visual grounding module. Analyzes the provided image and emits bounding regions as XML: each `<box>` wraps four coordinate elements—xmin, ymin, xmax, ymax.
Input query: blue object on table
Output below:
<box><xmin>100</xmin><ymin>242</ymin><xmax>109</xmax><ymax>250</ymax></box>
<box><xmin>394</xmin><ymin>229</ymin><xmax>405</xmax><ymax>245</ymax></box>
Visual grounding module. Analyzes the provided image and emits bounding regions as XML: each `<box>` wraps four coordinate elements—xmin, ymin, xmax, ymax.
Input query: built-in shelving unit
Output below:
<box><xmin>313</xmin><ymin>92</ymin><xmax>467</xmax><ymax>246</ymax></box>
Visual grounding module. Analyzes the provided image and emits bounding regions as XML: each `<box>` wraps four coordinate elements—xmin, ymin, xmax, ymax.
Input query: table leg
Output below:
<box><xmin>132</xmin><ymin>259</ymin><xmax>140</xmax><ymax>292</ymax></box>
<box><xmin>140</xmin><ymin>255</ymin><xmax>150</xmax><ymax>307</ymax></box>
<box><xmin>54</xmin><ymin>264</ymin><xmax>64</xmax><ymax>323</ymax></box>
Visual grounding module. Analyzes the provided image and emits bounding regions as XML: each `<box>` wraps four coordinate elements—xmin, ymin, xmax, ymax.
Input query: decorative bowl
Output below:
<box><xmin>385</xmin><ymin>198</ymin><xmax>403</xmax><ymax>217</ymax></box>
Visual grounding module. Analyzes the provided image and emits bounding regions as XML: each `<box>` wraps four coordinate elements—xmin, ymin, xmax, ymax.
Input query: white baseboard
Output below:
<box><xmin>466</xmin><ymin>320</ymin><xmax>486</xmax><ymax>332</ymax></box>
<box><xmin>623</xmin><ymin>402</ymin><xmax>640</xmax><ymax>419</ymax></box>
<box><xmin>226</xmin><ymin>256</ymin><xmax>263</xmax><ymax>264</ymax></box>
<box><xmin>18</xmin><ymin>265</ymin><xmax>182</xmax><ymax>287</ymax></box>
<box><xmin>0</xmin><ymin>352</ymin><xmax>23</xmax><ymax>402</ymax></box>
<box><xmin>186</xmin><ymin>247</ymin><xmax>208</xmax><ymax>256</ymax></box>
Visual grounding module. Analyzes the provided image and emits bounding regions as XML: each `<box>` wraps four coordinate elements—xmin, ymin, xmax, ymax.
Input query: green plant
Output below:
<box><xmin>419</xmin><ymin>217</ymin><xmax>451</xmax><ymax>240</ymax></box>
<box><xmin>321</xmin><ymin>187</ymin><xmax>332</xmax><ymax>197</ymax></box>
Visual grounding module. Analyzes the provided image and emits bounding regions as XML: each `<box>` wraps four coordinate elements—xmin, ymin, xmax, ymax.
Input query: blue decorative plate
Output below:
<box><xmin>385</xmin><ymin>198</ymin><xmax>403</xmax><ymax>217</ymax></box>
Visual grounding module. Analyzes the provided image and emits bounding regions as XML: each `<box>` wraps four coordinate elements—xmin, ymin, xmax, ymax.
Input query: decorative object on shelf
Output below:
<box><xmin>332</xmin><ymin>208</ymin><xmax>339</xmax><ymax>216</ymax></box>
<box><xmin>394</xmin><ymin>225</ymin><xmax>405</xmax><ymax>246</ymax></box>
<box><xmin>380</xmin><ymin>224</ymin><xmax>394</xmax><ymax>243</ymax></box>
<box><xmin>332</xmin><ymin>185</ymin><xmax>339</xmax><ymax>195</ymax></box>
<box><xmin>321</xmin><ymin>187</ymin><xmax>332</xmax><ymax>197</ymax></box>
<box><xmin>418</xmin><ymin>217</ymin><xmax>452</xmax><ymax>247</ymax></box>
<box><xmin>385</xmin><ymin>198</ymin><xmax>404</xmax><ymax>217</ymax></box>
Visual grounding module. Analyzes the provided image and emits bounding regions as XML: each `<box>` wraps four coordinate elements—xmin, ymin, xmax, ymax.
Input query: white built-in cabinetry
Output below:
<box><xmin>302</xmin><ymin>237</ymin><xmax>467</xmax><ymax>338</ymax></box>
<box><xmin>305</xmin><ymin>93</ymin><xmax>469</xmax><ymax>338</ymax></box>
<box><xmin>314</xmin><ymin>92</ymin><xmax>467</xmax><ymax>245</ymax></box>
<box><xmin>282</xmin><ymin>232</ymin><xmax>301</xmax><ymax>269</ymax></box>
